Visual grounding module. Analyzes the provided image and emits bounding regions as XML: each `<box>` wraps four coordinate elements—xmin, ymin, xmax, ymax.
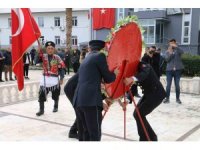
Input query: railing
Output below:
<box><xmin>0</xmin><ymin>76</ymin><xmax>199</xmax><ymax>106</ymax></box>
<box><xmin>0</xmin><ymin>78</ymin><xmax>70</xmax><ymax>106</ymax></box>
<box><xmin>160</xmin><ymin>76</ymin><xmax>200</xmax><ymax>95</ymax></box>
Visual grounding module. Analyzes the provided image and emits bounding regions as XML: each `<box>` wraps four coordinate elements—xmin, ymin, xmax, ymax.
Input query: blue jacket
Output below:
<box><xmin>3</xmin><ymin>51</ymin><xmax>12</xmax><ymax>66</ymax></box>
<box><xmin>73</xmin><ymin>51</ymin><xmax>116</xmax><ymax>108</ymax></box>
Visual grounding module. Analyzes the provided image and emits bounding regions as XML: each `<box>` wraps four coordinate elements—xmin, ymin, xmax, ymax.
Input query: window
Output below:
<box><xmin>55</xmin><ymin>36</ymin><xmax>61</xmax><ymax>45</ymax></box>
<box><xmin>9</xmin><ymin>36</ymin><xmax>12</xmax><ymax>44</ymax></box>
<box><xmin>72</xmin><ymin>36</ymin><xmax>78</xmax><ymax>46</ymax></box>
<box><xmin>156</xmin><ymin>21</ymin><xmax>164</xmax><ymax>43</ymax></box>
<box><xmin>139</xmin><ymin>19</ymin><xmax>156</xmax><ymax>44</ymax></box>
<box><xmin>72</xmin><ymin>16</ymin><xmax>78</xmax><ymax>26</ymax></box>
<box><xmin>54</xmin><ymin>17</ymin><xmax>60</xmax><ymax>27</ymax></box>
<box><xmin>182</xmin><ymin>14</ymin><xmax>191</xmax><ymax>44</ymax></box>
<box><xmin>38</xmin><ymin>17</ymin><xmax>44</xmax><ymax>27</ymax></box>
<box><xmin>117</xmin><ymin>8</ymin><xmax>125</xmax><ymax>21</ymax></box>
<box><xmin>8</xmin><ymin>18</ymin><xmax>11</xmax><ymax>28</ymax></box>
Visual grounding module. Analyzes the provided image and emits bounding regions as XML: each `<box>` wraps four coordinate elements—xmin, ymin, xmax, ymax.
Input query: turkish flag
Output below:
<box><xmin>92</xmin><ymin>8</ymin><xmax>115</xmax><ymax>30</ymax></box>
<box><xmin>11</xmin><ymin>8</ymin><xmax>41</xmax><ymax>91</ymax></box>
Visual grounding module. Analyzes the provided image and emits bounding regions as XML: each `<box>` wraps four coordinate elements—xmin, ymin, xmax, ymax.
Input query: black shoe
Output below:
<box><xmin>36</xmin><ymin>110</ymin><xmax>44</xmax><ymax>116</ymax></box>
<box><xmin>68</xmin><ymin>132</ymin><xmax>78</xmax><ymax>139</ymax></box>
<box><xmin>163</xmin><ymin>98</ymin><xmax>170</xmax><ymax>104</ymax></box>
<box><xmin>10</xmin><ymin>78</ymin><xmax>15</xmax><ymax>81</ymax></box>
<box><xmin>0</xmin><ymin>80</ymin><xmax>4</xmax><ymax>82</ymax></box>
<box><xmin>176</xmin><ymin>99</ymin><xmax>182</xmax><ymax>104</ymax></box>
<box><xmin>53</xmin><ymin>107</ymin><xmax>58</xmax><ymax>112</ymax></box>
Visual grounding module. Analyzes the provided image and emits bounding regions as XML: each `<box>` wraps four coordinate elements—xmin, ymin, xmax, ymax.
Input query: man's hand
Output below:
<box><xmin>59</xmin><ymin>80</ymin><xmax>63</xmax><ymax>85</ymax></box>
<box><xmin>103</xmin><ymin>102</ymin><xmax>109</xmax><ymax>112</ymax></box>
<box><xmin>170</xmin><ymin>43</ymin><xmax>177</xmax><ymax>48</ymax></box>
<box><xmin>117</xmin><ymin>99</ymin><xmax>128</xmax><ymax>111</ymax></box>
<box><xmin>167</xmin><ymin>46</ymin><xmax>174</xmax><ymax>54</ymax></box>
<box><xmin>105</xmin><ymin>98</ymin><xmax>113</xmax><ymax>106</ymax></box>
<box><xmin>123</xmin><ymin>77</ymin><xmax>134</xmax><ymax>86</ymax></box>
<box><xmin>114</xmin><ymin>68</ymin><xmax>119</xmax><ymax>76</ymax></box>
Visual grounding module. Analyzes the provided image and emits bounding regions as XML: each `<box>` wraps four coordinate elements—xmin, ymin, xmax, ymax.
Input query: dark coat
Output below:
<box><xmin>0</xmin><ymin>51</ymin><xmax>4</xmax><ymax>66</ymax></box>
<box><xmin>135</xmin><ymin>62</ymin><xmax>166</xmax><ymax>102</ymax></box>
<box><xmin>71</xmin><ymin>50</ymin><xmax>80</xmax><ymax>64</ymax></box>
<box><xmin>64</xmin><ymin>73</ymin><xmax>79</xmax><ymax>103</ymax></box>
<box><xmin>73</xmin><ymin>51</ymin><xmax>116</xmax><ymax>108</ymax></box>
<box><xmin>3</xmin><ymin>51</ymin><xmax>12</xmax><ymax>66</ymax></box>
<box><xmin>23</xmin><ymin>53</ymin><xmax>31</xmax><ymax>64</ymax></box>
<box><xmin>141</xmin><ymin>53</ymin><xmax>160</xmax><ymax>78</ymax></box>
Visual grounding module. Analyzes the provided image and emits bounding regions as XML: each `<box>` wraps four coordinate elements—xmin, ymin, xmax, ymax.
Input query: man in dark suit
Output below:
<box><xmin>124</xmin><ymin>61</ymin><xmax>166</xmax><ymax>141</ymax></box>
<box><xmin>0</xmin><ymin>51</ymin><xmax>5</xmax><ymax>82</ymax></box>
<box><xmin>73</xmin><ymin>40</ymin><xmax>117</xmax><ymax>141</ymax></box>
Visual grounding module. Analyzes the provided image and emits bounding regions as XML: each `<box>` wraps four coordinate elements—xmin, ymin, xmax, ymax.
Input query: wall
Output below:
<box><xmin>0</xmin><ymin>9</ymin><xmax>90</xmax><ymax>49</ymax></box>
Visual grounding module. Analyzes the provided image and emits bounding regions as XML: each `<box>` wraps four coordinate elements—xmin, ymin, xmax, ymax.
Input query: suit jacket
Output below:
<box><xmin>23</xmin><ymin>53</ymin><xmax>31</xmax><ymax>64</ymax></box>
<box><xmin>64</xmin><ymin>73</ymin><xmax>79</xmax><ymax>103</ymax></box>
<box><xmin>73</xmin><ymin>50</ymin><xmax>116</xmax><ymax>108</ymax></box>
<box><xmin>135</xmin><ymin>62</ymin><xmax>166</xmax><ymax>102</ymax></box>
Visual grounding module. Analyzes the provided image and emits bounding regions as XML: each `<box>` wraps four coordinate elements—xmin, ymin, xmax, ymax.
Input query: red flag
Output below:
<box><xmin>11</xmin><ymin>8</ymin><xmax>41</xmax><ymax>91</ymax></box>
<box><xmin>92</xmin><ymin>8</ymin><xmax>115</xmax><ymax>30</ymax></box>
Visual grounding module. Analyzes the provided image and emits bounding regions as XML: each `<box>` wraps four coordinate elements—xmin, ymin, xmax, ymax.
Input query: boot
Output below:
<box><xmin>68</xmin><ymin>120</ymin><xmax>78</xmax><ymax>139</ymax></box>
<box><xmin>36</xmin><ymin>101</ymin><xmax>44</xmax><ymax>116</ymax></box>
<box><xmin>53</xmin><ymin>100</ymin><xmax>58</xmax><ymax>112</ymax></box>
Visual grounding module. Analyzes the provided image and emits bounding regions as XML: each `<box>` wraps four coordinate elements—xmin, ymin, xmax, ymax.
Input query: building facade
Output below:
<box><xmin>1</xmin><ymin>8</ymin><xmax>200</xmax><ymax>55</ymax></box>
<box><xmin>94</xmin><ymin>8</ymin><xmax>200</xmax><ymax>55</ymax></box>
<box><xmin>0</xmin><ymin>8</ymin><xmax>91</xmax><ymax>50</ymax></box>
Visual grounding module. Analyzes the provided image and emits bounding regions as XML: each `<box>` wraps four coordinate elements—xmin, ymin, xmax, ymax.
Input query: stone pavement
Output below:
<box><xmin>0</xmin><ymin>70</ymin><xmax>200</xmax><ymax>141</ymax></box>
<box><xmin>0</xmin><ymin>91</ymin><xmax>199</xmax><ymax>141</ymax></box>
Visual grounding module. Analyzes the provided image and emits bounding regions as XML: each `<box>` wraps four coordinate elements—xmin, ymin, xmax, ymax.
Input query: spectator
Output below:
<box><xmin>57</xmin><ymin>49</ymin><xmax>65</xmax><ymax>62</ymax></box>
<box><xmin>64</xmin><ymin>48</ymin><xmax>71</xmax><ymax>75</ymax></box>
<box><xmin>142</xmin><ymin>46</ymin><xmax>161</xmax><ymax>79</ymax></box>
<box><xmin>30</xmin><ymin>47</ymin><xmax>36</xmax><ymax>65</ymax></box>
<box><xmin>163</xmin><ymin>39</ymin><xmax>184</xmax><ymax>104</ymax></box>
<box><xmin>71</xmin><ymin>46</ymin><xmax>80</xmax><ymax>73</ymax></box>
<box><xmin>157</xmin><ymin>48</ymin><xmax>165</xmax><ymax>77</ymax></box>
<box><xmin>3</xmin><ymin>47</ymin><xmax>14</xmax><ymax>81</ymax></box>
<box><xmin>0</xmin><ymin>50</ymin><xmax>5</xmax><ymax>82</ymax></box>
<box><xmin>23</xmin><ymin>52</ymin><xmax>31</xmax><ymax>79</ymax></box>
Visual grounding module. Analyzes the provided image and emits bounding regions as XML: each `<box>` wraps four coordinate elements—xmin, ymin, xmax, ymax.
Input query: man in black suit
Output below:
<box><xmin>73</xmin><ymin>40</ymin><xmax>117</xmax><ymax>141</ymax></box>
<box><xmin>124</xmin><ymin>61</ymin><xmax>166</xmax><ymax>141</ymax></box>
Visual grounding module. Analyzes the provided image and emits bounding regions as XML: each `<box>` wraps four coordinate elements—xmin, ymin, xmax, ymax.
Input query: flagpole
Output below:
<box><xmin>27</xmin><ymin>8</ymin><xmax>47</xmax><ymax>101</ymax></box>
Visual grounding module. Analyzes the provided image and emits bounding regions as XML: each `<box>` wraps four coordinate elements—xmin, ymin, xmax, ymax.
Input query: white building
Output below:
<box><xmin>0</xmin><ymin>8</ymin><xmax>91</xmax><ymax>49</ymax></box>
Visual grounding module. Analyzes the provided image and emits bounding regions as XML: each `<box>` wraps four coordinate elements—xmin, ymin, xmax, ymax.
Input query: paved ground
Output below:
<box><xmin>0</xmin><ymin>70</ymin><xmax>199</xmax><ymax>141</ymax></box>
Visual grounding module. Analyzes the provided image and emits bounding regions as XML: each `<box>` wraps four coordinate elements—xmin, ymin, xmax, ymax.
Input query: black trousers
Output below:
<box><xmin>131</xmin><ymin>84</ymin><xmax>139</xmax><ymax>95</ymax></box>
<box><xmin>65</xmin><ymin>62</ymin><xmax>70</xmax><ymax>75</ymax></box>
<box><xmin>133</xmin><ymin>95</ymin><xmax>162</xmax><ymax>141</ymax></box>
<box><xmin>76</xmin><ymin>106</ymin><xmax>102</xmax><ymax>141</ymax></box>
<box><xmin>0</xmin><ymin>64</ymin><xmax>3</xmax><ymax>80</ymax></box>
<box><xmin>38</xmin><ymin>85</ymin><xmax>60</xmax><ymax>102</ymax></box>
<box><xmin>24</xmin><ymin>64</ymin><xmax>29</xmax><ymax>77</ymax></box>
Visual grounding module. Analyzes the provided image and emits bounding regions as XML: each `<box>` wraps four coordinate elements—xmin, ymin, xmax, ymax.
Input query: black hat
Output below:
<box><xmin>89</xmin><ymin>40</ymin><xmax>105</xmax><ymax>51</ymax></box>
<box><xmin>45</xmin><ymin>41</ymin><xmax>55</xmax><ymax>48</ymax></box>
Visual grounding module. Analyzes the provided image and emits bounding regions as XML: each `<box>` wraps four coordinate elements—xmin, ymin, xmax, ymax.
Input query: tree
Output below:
<box><xmin>66</xmin><ymin>8</ymin><xmax>72</xmax><ymax>52</ymax></box>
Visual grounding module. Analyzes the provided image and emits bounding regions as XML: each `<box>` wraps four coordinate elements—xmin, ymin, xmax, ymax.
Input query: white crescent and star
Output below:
<box><xmin>12</xmin><ymin>8</ymin><xmax>25</xmax><ymax>37</ymax></box>
<box><xmin>100</xmin><ymin>8</ymin><xmax>106</xmax><ymax>14</ymax></box>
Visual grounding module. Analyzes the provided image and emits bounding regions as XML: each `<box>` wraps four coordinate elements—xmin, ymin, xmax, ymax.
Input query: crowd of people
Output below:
<box><xmin>0</xmin><ymin>38</ymin><xmax>184</xmax><ymax>141</ymax></box>
<box><xmin>0</xmin><ymin>45</ymin><xmax>84</xmax><ymax>83</ymax></box>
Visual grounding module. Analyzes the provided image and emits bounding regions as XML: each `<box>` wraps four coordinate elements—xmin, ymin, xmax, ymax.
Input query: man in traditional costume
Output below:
<box><xmin>36</xmin><ymin>41</ymin><xmax>65</xmax><ymax>116</ymax></box>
